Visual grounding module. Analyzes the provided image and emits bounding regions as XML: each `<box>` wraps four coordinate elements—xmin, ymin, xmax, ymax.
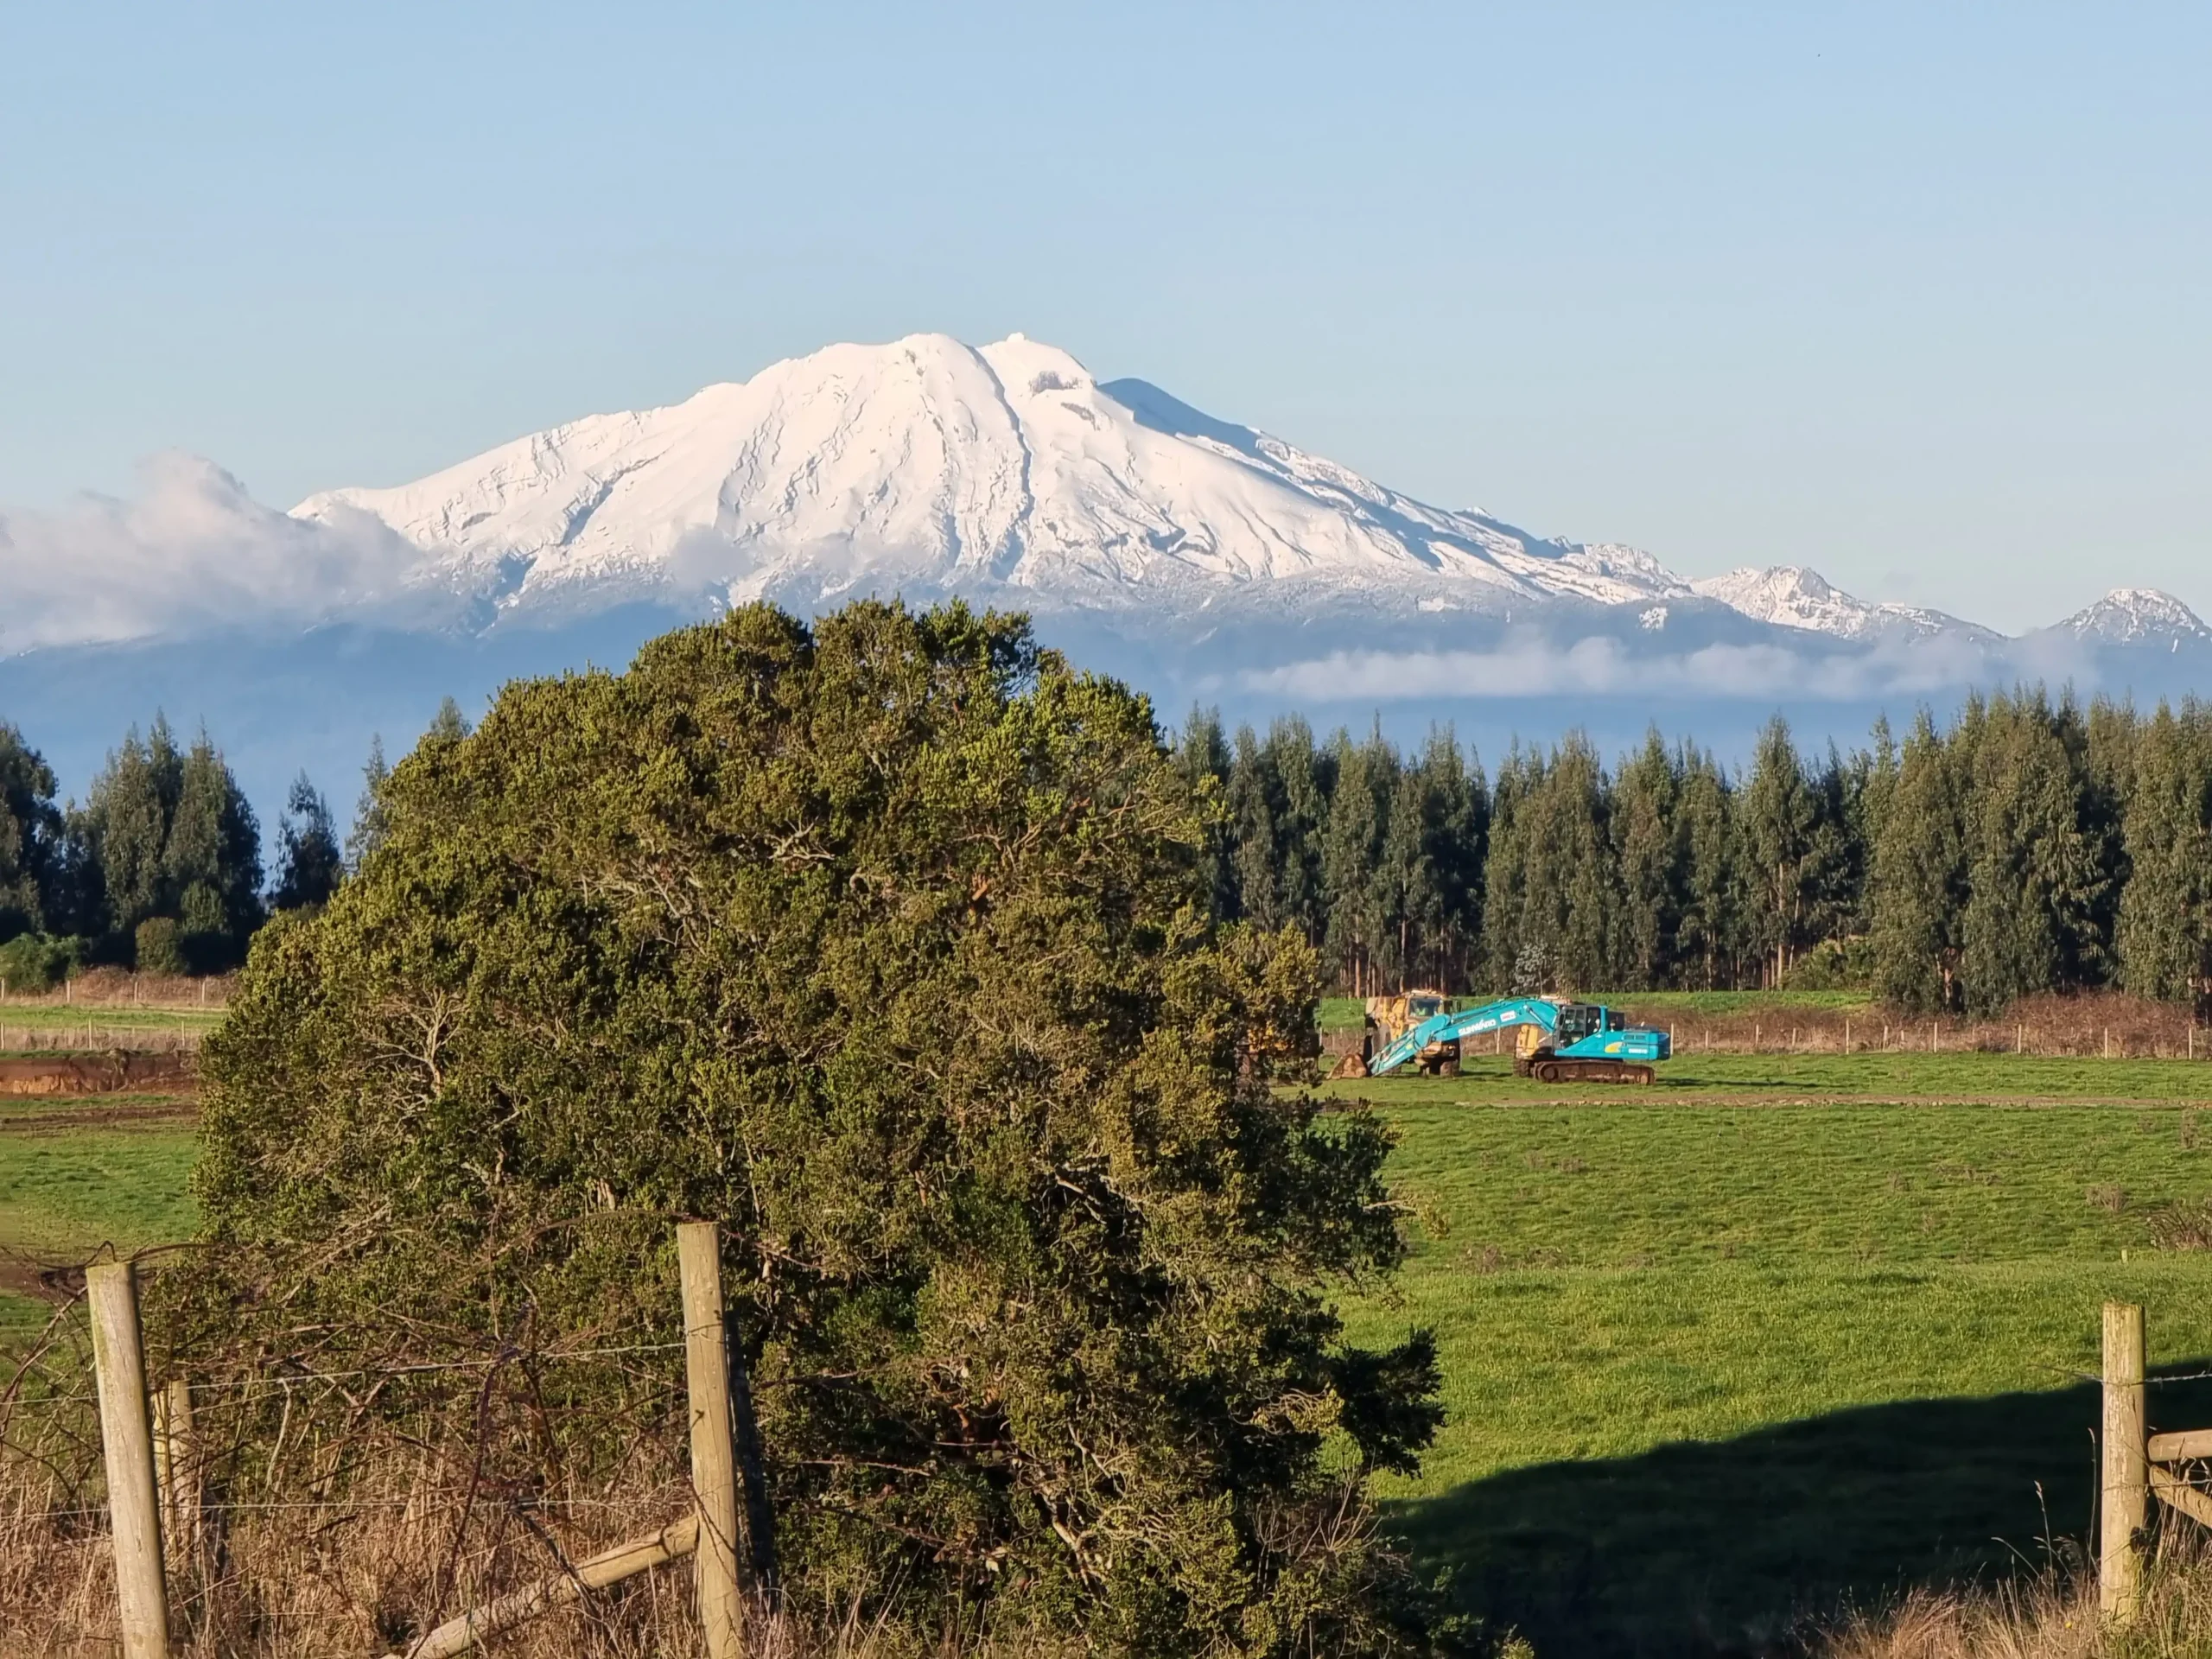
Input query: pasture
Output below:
<box><xmin>0</xmin><ymin>1002</ymin><xmax>207</xmax><ymax>1332</ymax></box>
<box><xmin>1334</xmin><ymin>1055</ymin><xmax>2212</xmax><ymax>1653</ymax></box>
<box><xmin>10</xmin><ymin>1010</ymin><xmax>2212</xmax><ymax>1650</ymax></box>
<box><xmin>0</xmin><ymin>1094</ymin><xmax>197</xmax><ymax>1333</ymax></box>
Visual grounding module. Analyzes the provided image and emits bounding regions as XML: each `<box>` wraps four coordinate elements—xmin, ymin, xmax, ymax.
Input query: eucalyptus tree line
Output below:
<box><xmin>1179</xmin><ymin>689</ymin><xmax>2212</xmax><ymax>1014</ymax></box>
<box><xmin>3</xmin><ymin>677</ymin><xmax>2210</xmax><ymax>1013</ymax></box>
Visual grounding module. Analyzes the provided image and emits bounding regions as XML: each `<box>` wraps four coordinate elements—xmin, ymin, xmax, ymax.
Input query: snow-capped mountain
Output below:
<box><xmin>285</xmin><ymin>333</ymin><xmax>2197</xmax><ymax>667</ymax></box>
<box><xmin>3</xmin><ymin>327</ymin><xmax>2209</xmax><ymax>823</ymax></box>
<box><xmin>295</xmin><ymin>333</ymin><xmax>1695</xmax><ymax>623</ymax></box>
<box><xmin>2053</xmin><ymin>588</ymin><xmax>2212</xmax><ymax>646</ymax></box>
<box><xmin>1689</xmin><ymin>566</ymin><xmax>1995</xmax><ymax>644</ymax></box>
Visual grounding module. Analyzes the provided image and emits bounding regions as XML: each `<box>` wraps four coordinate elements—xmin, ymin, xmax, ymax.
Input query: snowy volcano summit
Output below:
<box><xmin>288</xmin><ymin>331</ymin><xmax>2208</xmax><ymax>666</ymax></box>
<box><xmin>296</xmin><ymin>333</ymin><xmax>1694</xmax><ymax>624</ymax></box>
<box><xmin>4</xmin><ymin>328</ymin><xmax>2209</xmax><ymax>820</ymax></box>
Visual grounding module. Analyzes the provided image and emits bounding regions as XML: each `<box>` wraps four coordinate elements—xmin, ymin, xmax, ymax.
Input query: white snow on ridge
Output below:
<box><xmin>295</xmin><ymin>333</ymin><xmax>1696</xmax><ymax>621</ymax></box>
<box><xmin>1689</xmin><ymin>565</ymin><xmax>1995</xmax><ymax>644</ymax></box>
<box><xmin>2056</xmin><ymin>588</ymin><xmax>2212</xmax><ymax>645</ymax></box>
<box><xmin>286</xmin><ymin>330</ymin><xmax>2191</xmax><ymax>654</ymax></box>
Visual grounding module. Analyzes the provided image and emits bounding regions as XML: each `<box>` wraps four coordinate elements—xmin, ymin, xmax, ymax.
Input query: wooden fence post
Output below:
<box><xmin>2102</xmin><ymin>1300</ymin><xmax>2147</xmax><ymax>1621</ymax></box>
<box><xmin>88</xmin><ymin>1261</ymin><xmax>171</xmax><ymax>1659</ymax></box>
<box><xmin>152</xmin><ymin>1378</ymin><xmax>200</xmax><ymax>1592</ymax></box>
<box><xmin>678</xmin><ymin>1221</ymin><xmax>746</xmax><ymax>1659</ymax></box>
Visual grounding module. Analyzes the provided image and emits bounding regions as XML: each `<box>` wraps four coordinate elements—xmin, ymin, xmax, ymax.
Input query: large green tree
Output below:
<box><xmin>1173</xmin><ymin>707</ymin><xmax>1239</xmax><ymax>924</ymax></box>
<box><xmin>270</xmin><ymin>772</ymin><xmax>344</xmax><ymax>912</ymax></box>
<box><xmin>1322</xmin><ymin>728</ymin><xmax>1395</xmax><ymax>995</ymax></box>
<box><xmin>1738</xmin><ymin>716</ymin><xmax>1816</xmax><ymax>988</ymax></box>
<box><xmin>165</xmin><ymin>733</ymin><xmax>265</xmax><ymax>961</ymax></box>
<box><xmin>66</xmin><ymin>717</ymin><xmax>263</xmax><ymax>965</ymax></box>
<box><xmin>191</xmin><ymin>601</ymin><xmax>1441</xmax><ymax>1656</ymax></box>
<box><xmin>2117</xmin><ymin>701</ymin><xmax>2212</xmax><ymax>1008</ymax></box>
<box><xmin>1672</xmin><ymin>745</ymin><xmax>1744</xmax><ymax>989</ymax></box>
<box><xmin>1869</xmin><ymin>712</ymin><xmax>1967</xmax><ymax>1010</ymax></box>
<box><xmin>1481</xmin><ymin>734</ymin><xmax>1614</xmax><ymax>992</ymax></box>
<box><xmin>0</xmin><ymin>723</ymin><xmax>61</xmax><ymax>940</ymax></box>
<box><xmin>1610</xmin><ymin>730</ymin><xmax>1679</xmax><ymax>990</ymax></box>
<box><xmin>1379</xmin><ymin>729</ymin><xmax>1485</xmax><ymax>992</ymax></box>
<box><xmin>1957</xmin><ymin>693</ymin><xmax>2112</xmax><ymax>1013</ymax></box>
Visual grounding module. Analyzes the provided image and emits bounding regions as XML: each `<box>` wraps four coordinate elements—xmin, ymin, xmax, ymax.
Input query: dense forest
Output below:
<box><xmin>1174</xmin><ymin>690</ymin><xmax>2212</xmax><ymax>1014</ymax></box>
<box><xmin>3</xmin><ymin>685</ymin><xmax>2209</xmax><ymax>1014</ymax></box>
<box><xmin>0</xmin><ymin>702</ymin><xmax>468</xmax><ymax>985</ymax></box>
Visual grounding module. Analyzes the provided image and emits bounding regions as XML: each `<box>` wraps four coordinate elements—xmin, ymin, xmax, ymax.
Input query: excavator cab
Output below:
<box><xmin>1554</xmin><ymin>1003</ymin><xmax>1604</xmax><ymax>1044</ymax></box>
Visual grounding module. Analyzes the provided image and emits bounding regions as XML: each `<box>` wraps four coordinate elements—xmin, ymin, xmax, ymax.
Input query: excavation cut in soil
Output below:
<box><xmin>0</xmin><ymin>1052</ymin><xmax>194</xmax><ymax>1096</ymax></box>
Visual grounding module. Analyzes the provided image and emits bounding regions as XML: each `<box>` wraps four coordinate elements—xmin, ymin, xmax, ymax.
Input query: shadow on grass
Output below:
<box><xmin>1391</xmin><ymin>1365</ymin><xmax>2212</xmax><ymax>1657</ymax></box>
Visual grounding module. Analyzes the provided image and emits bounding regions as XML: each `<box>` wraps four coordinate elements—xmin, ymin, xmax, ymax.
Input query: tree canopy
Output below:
<box><xmin>191</xmin><ymin>601</ymin><xmax>1443</xmax><ymax>1656</ymax></box>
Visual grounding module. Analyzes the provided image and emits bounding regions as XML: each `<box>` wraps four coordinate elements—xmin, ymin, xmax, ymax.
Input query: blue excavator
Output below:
<box><xmin>1351</xmin><ymin>992</ymin><xmax>1671</xmax><ymax>1084</ymax></box>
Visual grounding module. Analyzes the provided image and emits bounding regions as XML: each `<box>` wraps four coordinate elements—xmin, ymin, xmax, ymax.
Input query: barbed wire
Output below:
<box><xmin>148</xmin><ymin>1338</ymin><xmax>690</xmax><ymax>1393</ymax></box>
<box><xmin>27</xmin><ymin>1491</ymin><xmax>684</xmax><ymax>1522</ymax></box>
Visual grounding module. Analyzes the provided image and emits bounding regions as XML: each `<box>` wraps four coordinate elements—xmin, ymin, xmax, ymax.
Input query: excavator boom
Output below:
<box><xmin>1365</xmin><ymin>995</ymin><xmax>1670</xmax><ymax>1084</ymax></box>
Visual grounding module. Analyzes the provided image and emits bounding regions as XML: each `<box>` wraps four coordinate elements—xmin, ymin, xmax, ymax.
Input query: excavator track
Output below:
<box><xmin>1529</xmin><ymin>1058</ymin><xmax>1656</xmax><ymax>1086</ymax></box>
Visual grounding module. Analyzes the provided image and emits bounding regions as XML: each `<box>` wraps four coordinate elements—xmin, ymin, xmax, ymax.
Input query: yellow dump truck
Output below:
<box><xmin>1334</xmin><ymin>989</ymin><xmax>1459</xmax><ymax>1077</ymax></box>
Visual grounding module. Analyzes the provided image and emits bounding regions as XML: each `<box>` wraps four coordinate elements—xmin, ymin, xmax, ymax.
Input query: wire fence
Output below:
<box><xmin>0</xmin><ymin>1227</ymin><xmax>760</xmax><ymax>1659</ymax></box>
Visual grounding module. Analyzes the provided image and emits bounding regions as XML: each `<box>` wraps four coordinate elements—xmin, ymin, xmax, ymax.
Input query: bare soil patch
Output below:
<box><xmin>0</xmin><ymin>1052</ymin><xmax>194</xmax><ymax>1096</ymax></box>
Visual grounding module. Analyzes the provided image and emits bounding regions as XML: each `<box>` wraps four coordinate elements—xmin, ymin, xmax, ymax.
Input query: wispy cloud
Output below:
<box><xmin>1237</xmin><ymin>629</ymin><xmax>2078</xmax><ymax>703</ymax></box>
<box><xmin>0</xmin><ymin>454</ymin><xmax>448</xmax><ymax>652</ymax></box>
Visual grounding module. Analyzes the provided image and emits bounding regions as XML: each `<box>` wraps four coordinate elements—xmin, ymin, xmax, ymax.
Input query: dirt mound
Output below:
<box><xmin>0</xmin><ymin>1051</ymin><xmax>194</xmax><ymax>1096</ymax></box>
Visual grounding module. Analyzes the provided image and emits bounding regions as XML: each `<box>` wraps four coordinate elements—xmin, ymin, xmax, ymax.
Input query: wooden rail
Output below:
<box><xmin>2149</xmin><ymin>1428</ymin><xmax>2212</xmax><ymax>1463</ymax></box>
<box><xmin>392</xmin><ymin>1515</ymin><xmax>701</xmax><ymax>1659</ymax></box>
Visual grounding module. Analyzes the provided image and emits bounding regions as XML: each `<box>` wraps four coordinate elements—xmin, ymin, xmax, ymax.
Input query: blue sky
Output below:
<box><xmin>3</xmin><ymin>3</ymin><xmax>2206</xmax><ymax>632</ymax></box>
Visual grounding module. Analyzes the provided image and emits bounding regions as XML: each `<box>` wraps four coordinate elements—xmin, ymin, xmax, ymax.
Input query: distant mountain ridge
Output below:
<box><xmin>291</xmin><ymin>331</ymin><xmax>2203</xmax><ymax>652</ymax></box>
<box><xmin>294</xmin><ymin>332</ymin><xmax>1707</xmax><ymax>624</ymax></box>
<box><xmin>3</xmin><ymin>329</ymin><xmax>2209</xmax><ymax>821</ymax></box>
<box><xmin>1687</xmin><ymin>566</ymin><xmax>1998</xmax><ymax>644</ymax></box>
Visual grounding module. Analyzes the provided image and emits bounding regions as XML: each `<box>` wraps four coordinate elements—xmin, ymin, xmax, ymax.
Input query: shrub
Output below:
<box><xmin>132</xmin><ymin>915</ymin><xmax>187</xmax><ymax>976</ymax></box>
<box><xmin>2152</xmin><ymin>1198</ymin><xmax>2212</xmax><ymax>1250</ymax></box>
<box><xmin>0</xmin><ymin>931</ymin><xmax>84</xmax><ymax>994</ymax></box>
<box><xmin>188</xmin><ymin>601</ymin><xmax>1445</xmax><ymax>1657</ymax></box>
<box><xmin>1785</xmin><ymin>938</ymin><xmax>1873</xmax><ymax>992</ymax></box>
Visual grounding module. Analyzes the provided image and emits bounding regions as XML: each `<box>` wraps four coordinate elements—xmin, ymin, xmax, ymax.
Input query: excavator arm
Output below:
<box><xmin>1367</xmin><ymin>997</ymin><xmax>1559</xmax><ymax>1077</ymax></box>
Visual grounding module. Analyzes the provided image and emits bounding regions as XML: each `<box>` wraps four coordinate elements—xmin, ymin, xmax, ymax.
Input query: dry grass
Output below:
<box><xmin>1</xmin><ymin>1465</ymin><xmax>705</xmax><ymax>1658</ymax></box>
<box><xmin>0</xmin><ymin>1446</ymin><xmax>1078</xmax><ymax>1659</ymax></box>
<box><xmin>0</xmin><ymin>1287</ymin><xmax>1076</xmax><ymax>1659</ymax></box>
<box><xmin>2149</xmin><ymin>1200</ymin><xmax>2212</xmax><ymax>1252</ymax></box>
<box><xmin>0</xmin><ymin>969</ymin><xmax>232</xmax><ymax>1012</ymax></box>
<box><xmin>0</xmin><ymin>1320</ymin><xmax>707</xmax><ymax>1657</ymax></box>
<box><xmin>1820</xmin><ymin>1539</ymin><xmax>2212</xmax><ymax>1658</ymax></box>
<box><xmin>1618</xmin><ymin>992</ymin><xmax>2212</xmax><ymax>1061</ymax></box>
<box><xmin>0</xmin><ymin>1024</ymin><xmax>204</xmax><ymax>1056</ymax></box>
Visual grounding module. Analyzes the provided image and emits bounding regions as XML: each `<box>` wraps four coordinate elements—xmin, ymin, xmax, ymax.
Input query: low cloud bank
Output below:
<box><xmin>0</xmin><ymin>454</ymin><xmax>450</xmax><ymax>652</ymax></box>
<box><xmin>1237</xmin><ymin>630</ymin><xmax>2084</xmax><ymax>703</ymax></box>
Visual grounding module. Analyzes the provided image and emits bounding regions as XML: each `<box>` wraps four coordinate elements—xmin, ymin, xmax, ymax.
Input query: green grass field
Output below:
<box><xmin>1336</xmin><ymin>1058</ymin><xmax>2212</xmax><ymax>1652</ymax></box>
<box><xmin>0</xmin><ymin>1095</ymin><xmax>198</xmax><ymax>1336</ymax></box>
<box><xmin>0</xmin><ymin>1002</ymin><xmax>220</xmax><ymax>1033</ymax></box>
<box><xmin>1327</xmin><ymin>1051</ymin><xmax>2212</xmax><ymax>1103</ymax></box>
<box><xmin>13</xmin><ymin>1036</ymin><xmax>2212</xmax><ymax>1649</ymax></box>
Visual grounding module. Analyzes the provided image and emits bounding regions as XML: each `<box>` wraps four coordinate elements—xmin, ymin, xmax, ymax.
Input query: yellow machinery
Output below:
<box><xmin>1335</xmin><ymin>989</ymin><xmax>1459</xmax><ymax>1077</ymax></box>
